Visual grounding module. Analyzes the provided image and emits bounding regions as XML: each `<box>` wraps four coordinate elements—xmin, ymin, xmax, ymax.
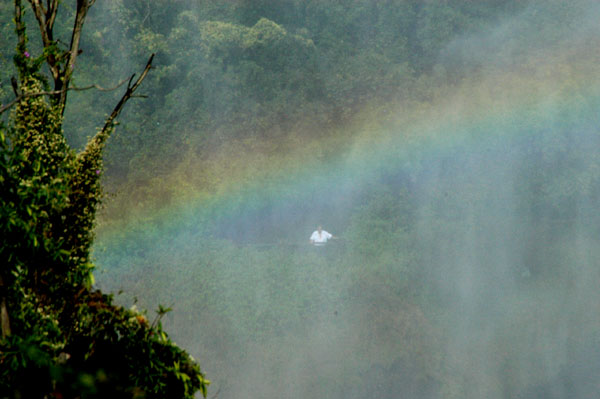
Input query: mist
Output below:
<box><xmin>88</xmin><ymin>1</ymin><xmax>600</xmax><ymax>398</ymax></box>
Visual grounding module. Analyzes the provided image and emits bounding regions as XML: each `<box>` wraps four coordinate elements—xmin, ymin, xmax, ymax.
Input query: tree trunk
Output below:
<box><xmin>0</xmin><ymin>275</ymin><xmax>11</xmax><ymax>338</ymax></box>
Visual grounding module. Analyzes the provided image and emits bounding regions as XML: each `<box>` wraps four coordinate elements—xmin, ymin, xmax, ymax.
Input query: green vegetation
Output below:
<box><xmin>0</xmin><ymin>1</ymin><xmax>207</xmax><ymax>397</ymax></box>
<box><xmin>2</xmin><ymin>1</ymin><xmax>600</xmax><ymax>398</ymax></box>
<box><xmin>2</xmin><ymin>0</ymin><xmax>532</xmax><ymax>216</ymax></box>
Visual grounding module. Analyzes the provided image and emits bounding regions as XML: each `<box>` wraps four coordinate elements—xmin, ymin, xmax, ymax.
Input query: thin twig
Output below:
<box><xmin>72</xmin><ymin>77</ymin><xmax>131</xmax><ymax>92</ymax></box>
<box><xmin>15</xmin><ymin>0</ymin><xmax>26</xmax><ymax>51</ymax></box>
<box><xmin>59</xmin><ymin>0</ymin><xmax>93</xmax><ymax>113</ymax></box>
<box><xmin>10</xmin><ymin>77</ymin><xmax>19</xmax><ymax>97</ymax></box>
<box><xmin>0</xmin><ymin>76</ymin><xmax>131</xmax><ymax>115</ymax></box>
<box><xmin>209</xmin><ymin>386</ymin><xmax>221</xmax><ymax>399</ymax></box>
<box><xmin>100</xmin><ymin>54</ymin><xmax>154</xmax><ymax>134</ymax></box>
<box><xmin>0</xmin><ymin>98</ymin><xmax>20</xmax><ymax>114</ymax></box>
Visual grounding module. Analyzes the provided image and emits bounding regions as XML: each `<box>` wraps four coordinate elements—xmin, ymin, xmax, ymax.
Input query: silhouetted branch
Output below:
<box><xmin>26</xmin><ymin>0</ymin><xmax>93</xmax><ymax>114</ymax></box>
<box><xmin>100</xmin><ymin>54</ymin><xmax>155</xmax><ymax>135</ymax></box>
<box><xmin>10</xmin><ymin>77</ymin><xmax>19</xmax><ymax>97</ymax></box>
<box><xmin>0</xmin><ymin>76</ymin><xmax>132</xmax><ymax>115</ymax></box>
<box><xmin>75</xmin><ymin>54</ymin><xmax>154</xmax><ymax>163</ymax></box>
<box><xmin>15</xmin><ymin>0</ymin><xmax>26</xmax><ymax>50</ymax></box>
<box><xmin>209</xmin><ymin>386</ymin><xmax>221</xmax><ymax>399</ymax></box>
<box><xmin>60</xmin><ymin>0</ymin><xmax>92</xmax><ymax>113</ymax></box>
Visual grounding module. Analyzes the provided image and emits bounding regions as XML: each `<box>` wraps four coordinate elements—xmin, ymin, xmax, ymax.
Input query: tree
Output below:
<box><xmin>0</xmin><ymin>1</ymin><xmax>208</xmax><ymax>397</ymax></box>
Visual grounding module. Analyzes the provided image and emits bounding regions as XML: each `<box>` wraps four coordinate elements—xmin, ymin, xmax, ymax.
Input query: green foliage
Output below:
<box><xmin>0</xmin><ymin>2</ymin><xmax>208</xmax><ymax>398</ymax></box>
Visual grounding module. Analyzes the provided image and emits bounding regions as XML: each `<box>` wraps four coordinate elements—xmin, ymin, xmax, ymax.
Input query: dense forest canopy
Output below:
<box><xmin>3</xmin><ymin>0</ymin><xmax>533</xmax><ymax>206</ymax></box>
<box><xmin>2</xmin><ymin>1</ymin><xmax>600</xmax><ymax>398</ymax></box>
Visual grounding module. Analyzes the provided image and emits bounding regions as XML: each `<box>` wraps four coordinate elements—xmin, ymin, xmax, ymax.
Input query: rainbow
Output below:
<box><xmin>89</xmin><ymin>6</ymin><xmax>600</xmax><ymax>397</ymax></box>
<box><xmin>94</xmin><ymin>8</ymin><xmax>600</xmax><ymax>261</ymax></box>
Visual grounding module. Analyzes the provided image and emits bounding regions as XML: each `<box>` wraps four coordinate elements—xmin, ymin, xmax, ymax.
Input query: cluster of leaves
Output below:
<box><xmin>0</xmin><ymin>287</ymin><xmax>208</xmax><ymax>399</ymax></box>
<box><xmin>0</xmin><ymin>2</ymin><xmax>208</xmax><ymax>398</ymax></box>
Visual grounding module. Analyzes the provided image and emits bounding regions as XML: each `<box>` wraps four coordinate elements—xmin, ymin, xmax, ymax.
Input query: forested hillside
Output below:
<box><xmin>3</xmin><ymin>0</ymin><xmax>529</xmax><ymax>220</ymax></box>
<box><xmin>2</xmin><ymin>1</ymin><xmax>600</xmax><ymax>398</ymax></box>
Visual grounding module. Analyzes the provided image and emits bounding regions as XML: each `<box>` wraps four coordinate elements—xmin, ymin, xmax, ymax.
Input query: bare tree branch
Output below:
<box><xmin>209</xmin><ymin>386</ymin><xmax>221</xmax><ymax>399</ymax></box>
<box><xmin>37</xmin><ymin>0</ymin><xmax>46</xmax><ymax>14</ymax></box>
<box><xmin>0</xmin><ymin>76</ymin><xmax>133</xmax><ymax>115</ymax></box>
<box><xmin>47</xmin><ymin>0</ymin><xmax>59</xmax><ymax>31</ymax></box>
<box><xmin>0</xmin><ymin>99</ymin><xmax>20</xmax><ymax>115</ymax></box>
<box><xmin>71</xmin><ymin>78</ymin><xmax>132</xmax><ymax>92</ymax></box>
<box><xmin>26</xmin><ymin>0</ymin><xmax>92</xmax><ymax>114</ymax></box>
<box><xmin>100</xmin><ymin>54</ymin><xmax>155</xmax><ymax>136</ymax></box>
<box><xmin>10</xmin><ymin>77</ymin><xmax>19</xmax><ymax>97</ymax></box>
<box><xmin>30</xmin><ymin>0</ymin><xmax>52</xmax><ymax>45</ymax></box>
<box><xmin>15</xmin><ymin>0</ymin><xmax>26</xmax><ymax>50</ymax></box>
<box><xmin>60</xmin><ymin>0</ymin><xmax>92</xmax><ymax>113</ymax></box>
<box><xmin>77</xmin><ymin>53</ymin><xmax>154</xmax><ymax>167</ymax></box>
<box><xmin>29</xmin><ymin>0</ymin><xmax>61</xmax><ymax>84</ymax></box>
